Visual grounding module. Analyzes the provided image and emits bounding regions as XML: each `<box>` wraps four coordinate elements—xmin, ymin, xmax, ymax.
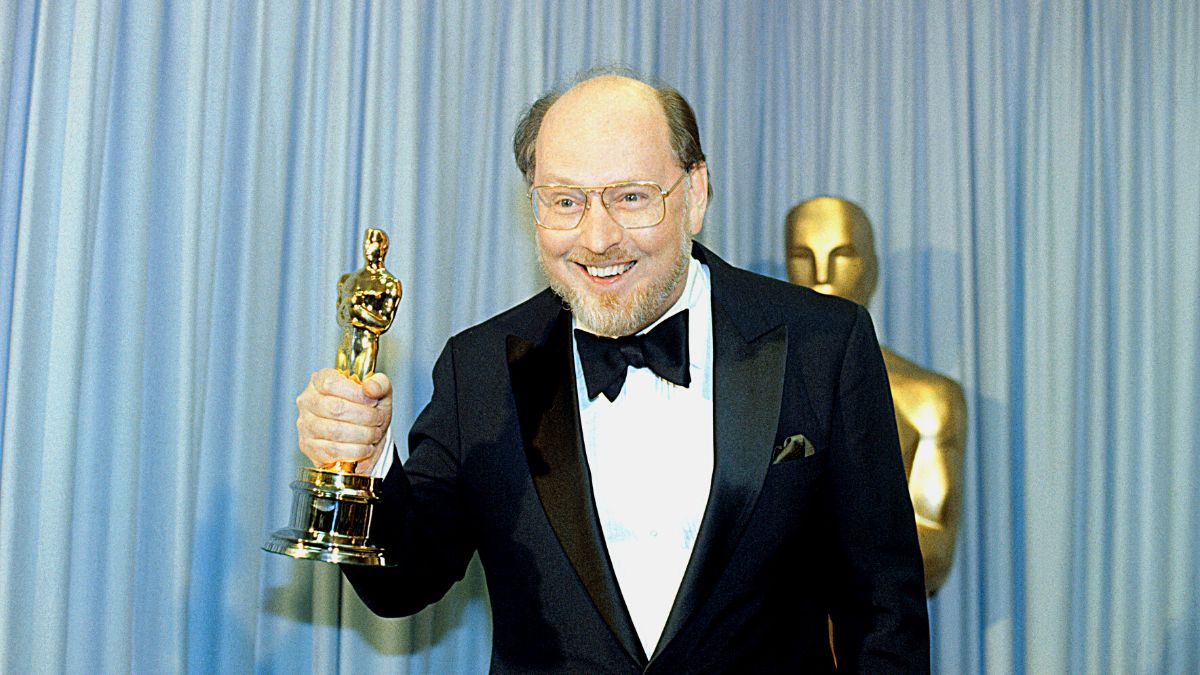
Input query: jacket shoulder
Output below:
<box><xmin>444</xmin><ymin>288</ymin><xmax>563</xmax><ymax>354</ymax></box>
<box><xmin>716</xmin><ymin>259</ymin><xmax>866</xmax><ymax>340</ymax></box>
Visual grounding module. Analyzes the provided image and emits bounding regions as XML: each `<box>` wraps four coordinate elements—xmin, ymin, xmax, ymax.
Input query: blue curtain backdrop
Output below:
<box><xmin>2</xmin><ymin>1</ymin><xmax>1197</xmax><ymax>672</ymax></box>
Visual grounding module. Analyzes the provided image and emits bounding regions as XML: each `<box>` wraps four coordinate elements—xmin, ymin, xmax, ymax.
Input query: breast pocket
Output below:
<box><xmin>765</xmin><ymin>449</ymin><xmax>823</xmax><ymax>492</ymax></box>
<box><xmin>757</xmin><ymin>449</ymin><xmax>824</xmax><ymax>534</ymax></box>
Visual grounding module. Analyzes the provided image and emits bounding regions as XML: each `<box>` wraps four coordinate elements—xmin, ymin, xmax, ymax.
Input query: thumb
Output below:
<box><xmin>362</xmin><ymin>372</ymin><xmax>392</xmax><ymax>401</ymax></box>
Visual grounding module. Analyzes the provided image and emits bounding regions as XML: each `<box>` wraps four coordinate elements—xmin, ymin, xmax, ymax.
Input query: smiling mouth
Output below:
<box><xmin>579</xmin><ymin>261</ymin><xmax>637</xmax><ymax>279</ymax></box>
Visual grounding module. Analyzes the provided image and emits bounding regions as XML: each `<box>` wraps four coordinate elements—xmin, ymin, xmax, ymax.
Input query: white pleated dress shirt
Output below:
<box><xmin>572</xmin><ymin>258</ymin><xmax>715</xmax><ymax>655</ymax></box>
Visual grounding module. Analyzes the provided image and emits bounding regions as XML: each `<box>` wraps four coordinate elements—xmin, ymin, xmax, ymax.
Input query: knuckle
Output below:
<box><xmin>316</xmin><ymin>441</ymin><xmax>337</xmax><ymax>461</ymax></box>
<box><xmin>309</xmin><ymin>373</ymin><xmax>327</xmax><ymax>395</ymax></box>
<box><xmin>326</xmin><ymin>397</ymin><xmax>346</xmax><ymax>417</ymax></box>
<box><xmin>314</xmin><ymin>418</ymin><xmax>335</xmax><ymax>440</ymax></box>
<box><xmin>312</xmin><ymin>446</ymin><xmax>332</xmax><ymax>465</ymax></box>
<box><xmin>314</xmin><ymin>369</ymin><xmax>333</xmax><ymax>392</ymax></box>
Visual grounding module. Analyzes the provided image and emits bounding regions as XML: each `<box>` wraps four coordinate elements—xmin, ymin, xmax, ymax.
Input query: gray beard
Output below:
<box><xmin>540</xmin><ymin>232</ymin><xmax>693</xmax><ymax>337</ymax></box>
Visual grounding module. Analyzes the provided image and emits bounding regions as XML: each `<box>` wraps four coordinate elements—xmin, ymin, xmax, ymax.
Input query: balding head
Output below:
<box><xmin>533</xmin><ymin>77</ymin><xmax>676</xmax><ymax>188</ymax></box>
<box><xmin>513</xmin><ymin>71</ymin><xmax>710</xmax><ymax>199</ymax></box>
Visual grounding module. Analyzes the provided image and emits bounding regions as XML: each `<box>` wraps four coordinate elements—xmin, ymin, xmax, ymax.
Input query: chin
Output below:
<box><xmin>541</xmin><ymin>258</ymin><xmax>688</xmax><ymax>337</ymax></box>
<box><xmin>537</xmin><ymin>229</ymin><xmax>694</xmax><ymax>337</ymax></box>
<box><xmin>568</xmin><ymin>284</ymin><xmax>661</xmax><ymax>337</ymax></box>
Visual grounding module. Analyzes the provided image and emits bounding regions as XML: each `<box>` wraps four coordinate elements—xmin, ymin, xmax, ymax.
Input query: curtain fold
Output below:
<box><xmin>1</xmin><ymin>1</ymin><xmax>1196</xmax><ymax>672</ymax></box>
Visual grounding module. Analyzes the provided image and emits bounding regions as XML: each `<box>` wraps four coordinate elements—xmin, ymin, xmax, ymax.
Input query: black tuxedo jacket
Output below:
<box><xmin>343</xmin><ymin>244</ymin><xmax>929</xmax><ymax>673</ymax></box>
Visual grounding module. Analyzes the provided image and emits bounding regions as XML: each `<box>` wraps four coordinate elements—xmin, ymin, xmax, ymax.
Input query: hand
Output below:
<box><xmin>296</xmin><ymin>368</ymin><xmax>392</xmax><ymax>472</ymax></box>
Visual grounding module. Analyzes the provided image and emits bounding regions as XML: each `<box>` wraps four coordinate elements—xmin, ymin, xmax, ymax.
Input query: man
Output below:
<box><xmin>294</xmin><ymin>74</ymin><xmax>929</xmax><ymax>672</ymax></box>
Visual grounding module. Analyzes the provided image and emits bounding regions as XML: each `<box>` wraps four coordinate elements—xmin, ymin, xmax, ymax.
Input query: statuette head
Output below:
<box><xmin>785</xmin><ymin>196</ymin><xmax>878</xmax><ymax>306</ymax></box>
<box><xmin>363</xmin><ymin>228</ymin><xmax>389</xmax><ymax>267</ymax></box>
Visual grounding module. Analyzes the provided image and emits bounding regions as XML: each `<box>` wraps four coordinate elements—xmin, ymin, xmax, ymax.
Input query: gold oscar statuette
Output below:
<box><xmin>264</xmin><ymin>228</ymin><xmax>402</xmax><ymax>566</ymax></box>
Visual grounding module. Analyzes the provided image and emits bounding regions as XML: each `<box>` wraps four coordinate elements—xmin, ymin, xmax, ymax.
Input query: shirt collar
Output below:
<box><xmin>637</xmin><ymin>257</ymin><xmax>704</xmax><ymax>335</ymax></box>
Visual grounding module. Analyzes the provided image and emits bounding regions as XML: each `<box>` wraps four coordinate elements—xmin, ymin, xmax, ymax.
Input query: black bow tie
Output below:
<box><xmin>574</xmin><ymin>310</ymin><xmax>691</xmax><ymax>402</ymax></box>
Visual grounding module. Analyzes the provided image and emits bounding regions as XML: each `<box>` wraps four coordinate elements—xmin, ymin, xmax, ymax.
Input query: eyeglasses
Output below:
<box><xmin>529</xmin><ymin>173</ymin><xmax>688</xmax><ymax>230</ymax></box>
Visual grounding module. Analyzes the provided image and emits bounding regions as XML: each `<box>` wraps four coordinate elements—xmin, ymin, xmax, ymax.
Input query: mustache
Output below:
<box><xmin>566</xmin><ymin>248</ymin><xmax>637</xmax><ymax>265</ymax></box>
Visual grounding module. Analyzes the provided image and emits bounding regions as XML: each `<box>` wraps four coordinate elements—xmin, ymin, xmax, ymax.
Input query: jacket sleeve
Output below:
<box><xmin>825</xmin><ymin>305</ymin><xmax>931</xmax><ymax>672</ymax></box>
<box><xmin>341</xmin><ymin>337</ymin><xmax>478</xmax><ymax>617</ymax></box>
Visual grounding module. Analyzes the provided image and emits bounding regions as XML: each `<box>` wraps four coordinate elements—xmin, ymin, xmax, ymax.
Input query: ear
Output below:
<box><xmin>685</xmin><ymin>161</ymin><xmax>709</xmax><ymax>236</ymax></box>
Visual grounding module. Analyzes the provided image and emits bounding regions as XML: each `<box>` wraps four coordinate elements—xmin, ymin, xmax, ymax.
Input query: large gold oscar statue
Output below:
<box><xmin>786</xmin><ymin>197</ymin><xmax>966</xmax><ymax>594</ymax></box>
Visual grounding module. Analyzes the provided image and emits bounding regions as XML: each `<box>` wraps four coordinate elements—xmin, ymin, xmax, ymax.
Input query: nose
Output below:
<box><xmin>812</xmin><ymin>252</ymin><xmax>831</xmax><ymax>285</ymax></box>
<box><xmin>576</xmin><ymin>191</ymin><xmax>624</xmax><ymax>253</ymax></box>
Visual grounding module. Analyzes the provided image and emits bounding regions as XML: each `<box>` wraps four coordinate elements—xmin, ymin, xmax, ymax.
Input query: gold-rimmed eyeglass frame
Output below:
<box><xmin>529</xmin><ymin>173</ymin><xmax>688</xmax><ymax>230</ymax></box>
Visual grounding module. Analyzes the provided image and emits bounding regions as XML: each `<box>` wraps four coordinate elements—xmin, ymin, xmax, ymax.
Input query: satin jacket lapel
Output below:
<box><xmin>506</xmin><ymin>306</ymin><xmax>646</xmax><ymax>665</ymax></box>
<box><xmin>655</xmin><ymin>246</ymin><xmax>788</xmax><ymax>655</ymax></box>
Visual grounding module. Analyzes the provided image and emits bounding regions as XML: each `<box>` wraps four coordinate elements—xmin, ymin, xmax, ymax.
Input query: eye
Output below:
<box><xmin>538</xmin><ymin>188</ymin><xmax>585</xmax><ymax>212</ymax></box>
<box><xmin>831</xmin><ymin>245</ymin><xmax>859</xmax><ymax>258</ymax></box>
<box><xmin>607</xmin><ymin>185</ymin><xmax>657</xmax><ymax>208</ymax></box>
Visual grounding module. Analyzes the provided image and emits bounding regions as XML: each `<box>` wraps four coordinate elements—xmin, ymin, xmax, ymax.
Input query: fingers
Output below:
<box><xmin>299</xmin><ymin>369</ymin><xmax>390</xmax><ymax>424</ymax></box>
<box><xmin>296</xmin><ymin>368</ymin><xmax>394</xmax><ymax>472</ymax></box>
<box><xmin>296</xmin><ymin>411</ymin><xmax>387</xmax><ymax>470</ymax></box>
<box><xmin>298</xmin><ymin>414</ymin><xmax>385</xmax><ymax>446</ymax></box>
<box><xmin>309</xmin><ymin>368</ymin><xmax>375</xmax><ymax>404</ymax></box>
<box><xmin>311</xmin><ymin>391</ymin><xmax>389</xmax><ymax>426</ymax></box>
<box><xmin>299</xmin><ymin>437</ymin><xmax>380</xmax><ymax>468</ymax></box>
<box><xmin>362</xmin><ymin>372</ymin><xmax>392</xmax><ymax>400</ymax></box>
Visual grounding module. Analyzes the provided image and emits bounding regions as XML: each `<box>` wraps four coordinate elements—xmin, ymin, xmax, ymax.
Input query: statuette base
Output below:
<box><xmin>263</xmin><ymin>467</ymin><xmax>391</xmax><ymax>566</ymax></box>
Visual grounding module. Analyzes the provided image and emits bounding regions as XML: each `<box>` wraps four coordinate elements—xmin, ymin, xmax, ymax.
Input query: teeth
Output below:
<box><xmin>585</xmin><ymin>262</ymin><xmax>634</xmax><ymax>278</ymax></box>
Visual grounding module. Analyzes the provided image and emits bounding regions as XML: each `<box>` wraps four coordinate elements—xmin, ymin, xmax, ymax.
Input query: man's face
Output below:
<box><xmin>785</xmin><ymin>198</ymin><xmax>877</xmax><ymax>306</ymax></box>
<box><xmin>533</xmin><ymin>77</ymin><xmax>707</xmax><ymax>337</ymax></box>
